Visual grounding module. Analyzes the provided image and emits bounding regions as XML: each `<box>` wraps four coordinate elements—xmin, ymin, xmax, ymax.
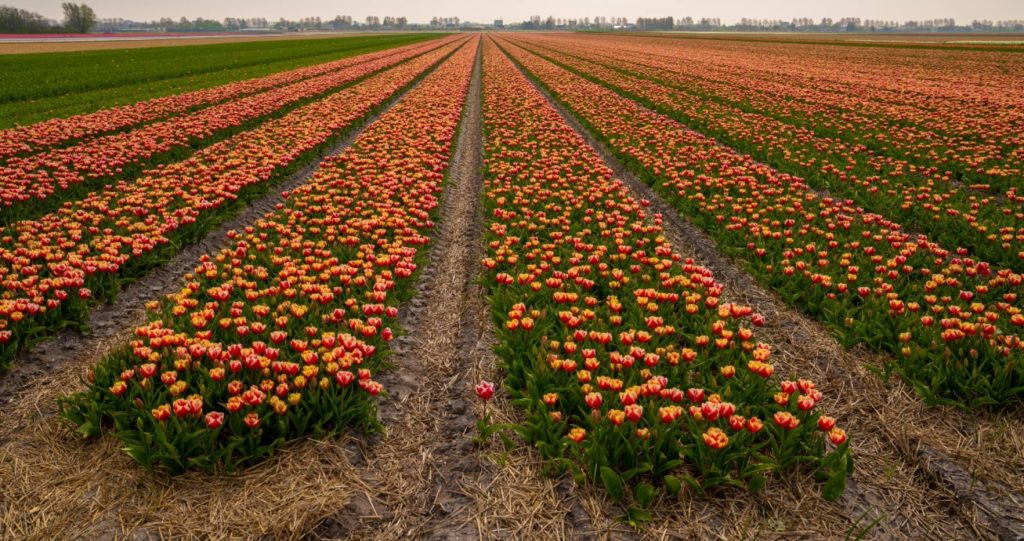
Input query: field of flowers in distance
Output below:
<box><xmin>0</xmin><ymin>31</ymin><xmax>1022</xmax><ymax>540</ymax></box>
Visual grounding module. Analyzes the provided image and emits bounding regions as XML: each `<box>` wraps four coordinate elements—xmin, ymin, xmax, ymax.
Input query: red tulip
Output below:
<box><xmin>773</xmin><ymin>411</ymin><xmax>800</xmax><ymax>430</ymax></box>
<box><xmin>568</xmin><ymin>427</ymin><xmax>586</xmax><ymax>443</ymax></box>
<box><xmin>659</xmin><ymin>405</ymin><xmax>682</xmax><ymax>423</ymax></box>
<box><xmin>172</xmin><ymin>398</ymin><xmax>192</xmax><ymax>418</ymax></box>
<box><xmin>624</xmin><ymin>403</ymin><xmax>644</xmax><ymax>422</ymax></box>
<box><xmin>335</xmin><ymin>370</ymin><xmax>355</xmax><ymax>387</ymax></box>
<box><xmin>151</xmin><ymin>404</ymin><xmax>171</xmax><ymax>422</ymax></box>
<box><xmin>475</xmin><ymin>380</ymin><xmax>495</xmax><ymax>401</ymax></box>
<box><xmin>205</xmin><ymin>411</ymin><xmax>225</xmax><ymax>429</ymax></box>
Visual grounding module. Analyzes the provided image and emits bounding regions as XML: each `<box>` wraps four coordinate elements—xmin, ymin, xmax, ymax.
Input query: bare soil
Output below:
<box><xmin>307</xmin><ymin>41</ymin><xmax>506</xmax><ymax>541</ymax></box>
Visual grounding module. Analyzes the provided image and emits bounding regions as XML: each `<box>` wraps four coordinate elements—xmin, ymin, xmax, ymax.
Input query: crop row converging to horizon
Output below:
<box><xmin>1</xmin><ymin>31</ymin><xmax>1022</xmax><ymax>519</ymax></box>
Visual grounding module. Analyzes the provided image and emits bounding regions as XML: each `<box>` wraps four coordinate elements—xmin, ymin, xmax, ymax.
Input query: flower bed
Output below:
<box><xmin>479</xmin><ymin>39</ymin><xmax>849</xmax><ymax>515</ymax></box>
<box><xmin>59</xmin><ymin>37</ymin><xmax>478</xmax><ymax>473</ymax></box>
<box><xmin>0</xmin><ymin>38</ymin><xmax>468</xmax><ymax>371</ymax></box>
<box><xmin>0</xmin><ymin>37</ymin><xmax>460</xmax><ymax>223</ymax></box>
<box><xmin>497</xmin><ymin>37</ymin><xmax>1024</xmax><ymax>408</ymax></box>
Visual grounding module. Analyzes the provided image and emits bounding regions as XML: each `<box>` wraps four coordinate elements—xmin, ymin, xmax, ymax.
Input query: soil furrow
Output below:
<box><xmin>498</xmin><ymin>36</ymin><xmax>1024</xmax><ymax>541</ymax></box>
<box><xmin>306</xmin><ymin>41</ymin><xmax>487</xmax><ymax>541</ymax></box>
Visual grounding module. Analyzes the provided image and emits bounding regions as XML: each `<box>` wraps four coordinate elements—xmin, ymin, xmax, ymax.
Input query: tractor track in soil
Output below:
<box><xmin>309</xmin><ymin>40</ymin><xmax>613</xmax><ymax>541</ymax></box>
<box><xmin>306</xmin><ymin>40</ymin><xmax>492</xmax><ymax>540</ymax></box>
<box><xmin>0</xmin><ymin>44</ymin><xmax>468</xmax><ymax>541</ymax></box>
<box><xmin>496</xmin><ymin>35</ymin><xmax>1024</xmax><ymax>541</ymax></box>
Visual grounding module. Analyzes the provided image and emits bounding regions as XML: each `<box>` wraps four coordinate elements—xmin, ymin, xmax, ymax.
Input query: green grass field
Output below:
<box><xmin>0</xmin><ymin>33</ymin><xmax>443</xmax><ymax>128</ymax></box>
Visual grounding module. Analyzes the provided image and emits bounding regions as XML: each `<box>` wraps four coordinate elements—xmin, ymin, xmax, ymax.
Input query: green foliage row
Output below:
<box><xmin>0</xmin><ymin>33</ymin><xmax>442</xmax><ymax>128</ymax></box>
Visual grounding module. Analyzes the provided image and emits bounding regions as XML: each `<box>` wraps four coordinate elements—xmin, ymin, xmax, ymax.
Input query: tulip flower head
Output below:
<box><xmin>205</xmin><ymin>411</ymin><xmax>225</xmax><ymax>429</ymax></box>
<box><xmin>475</xmin><ymin>380</ymin><xmax>495</xmax><ymax>401</ymax></box>
<box><xmin>568</xmin><ymin>427</ymin><xmax>586</xmax><ymax>443</ymax></box>
<box><xmin>702</xmin><ymin>427</ymin><xmax>729</xmax><ymax>450</ymax></box>
<box><xmin>829</xmin><ymin>428</ymin><xmax>848</xmax><ymax>445</ymax></box>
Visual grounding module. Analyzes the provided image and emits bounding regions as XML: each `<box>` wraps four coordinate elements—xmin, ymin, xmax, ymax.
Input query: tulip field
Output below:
<box><xmin>1</xmin><ymin>32</ymin><xmax>1023</xmax><ymax>540</ymax></box>
<box><xmin>0</xmin><ymin>33</ymin><xmax>438</xmax><ymax>127</ymax></box>
<box><xmin>493</xmin><ymin>36</ymin><xmax>1024</xmax><ymax>408</ymax></box>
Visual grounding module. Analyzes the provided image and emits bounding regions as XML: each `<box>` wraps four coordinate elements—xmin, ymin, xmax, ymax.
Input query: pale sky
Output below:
<box><xmin>18</xmin><ymin>0</ymin><xmax>1024</xmax><ymax>25</ymax></box>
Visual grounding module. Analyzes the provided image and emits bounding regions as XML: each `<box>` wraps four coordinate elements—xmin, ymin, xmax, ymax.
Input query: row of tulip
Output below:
<box><xmin>59</xmin><ymin>37</ymin><xmax>478</xmax><ymax>472</ymax></box>
<box><xmin>0</xmin><ymin>38</ymin><xmax>468</xmax><ymax>373</ymax></box>
<box><xmin>0</xmin><ymin>37</ymin><xmax>460</xmax><ymax>224</ymax></box>
<box><xmin>509</xmin><ymin>36</ymin><xmax>1024</xmax><ymax>273</ymax></box>
<box><xmin>532</xmin><ymin>34</ymin><xmax>1024</xmax><ymax>175</ymax></box>
<box><xmin>478</xmin><ymin>39</ymin><xmax>849</xmax><ymax>514</ymax></box>
<box><xmin>496</xmin><ymin>38</ymin><xmax>1024</xmax><ymax>408</ymax></box>
<box><xmin>0</xmin><ymin>35</ymin><xmax>438</xmax><ymax>160</ymax></box>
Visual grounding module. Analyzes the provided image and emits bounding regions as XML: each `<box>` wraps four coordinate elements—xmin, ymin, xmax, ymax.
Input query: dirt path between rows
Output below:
<box><xmin>304</xmin><ymin>39</ymin><xmax>586</xmax><ymax>541</ymax></box>
<box><xmin>497</xmin><ymin>36</ymin><xmax>1024</xmax><ymax>540</ymax></box>
<box><xmin>308</xmin><ymin>41</ymin><xmax>632</xmax><ymax>541</ymax></box>
<box><xmin>302</xmin><ymin>40</ymin><xmax>487</xmax><ymax>541</ymax></box>
<box><xmin>0</xmin><ymin>49</ymin><xmax>458</xmax><ymax>541</ymax></box>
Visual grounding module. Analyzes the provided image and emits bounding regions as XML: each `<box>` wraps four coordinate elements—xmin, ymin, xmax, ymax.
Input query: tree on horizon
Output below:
<box><xmin>62</xmin><ymin>2</ymin><xmax>97</xmax><ymax>33</ymax></box>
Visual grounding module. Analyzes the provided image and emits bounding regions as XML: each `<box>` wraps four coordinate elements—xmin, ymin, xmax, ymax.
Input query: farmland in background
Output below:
<box><xmin>0</xmin><ymin>32</ymin><xmax>441</xmax><ymax>127</ymax></box>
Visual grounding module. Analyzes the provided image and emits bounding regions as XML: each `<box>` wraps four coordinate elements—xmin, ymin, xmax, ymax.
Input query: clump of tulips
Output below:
<box><xmin>478</xmin><ymin>40</ymin><xmax>849</xmax><ymax>519</ymax></box>
<box><xmin>0</xmin><ymin>38</ymin><xmax>464</xmax><ymax>226</ymax></box>
<box><xmin>0</xmin><ymin>36</ymin><xmax>449</xmax><ymax>161</ymax></box>
<box><xmin>498</xmin><ymin>37</ymin><xmax>1024</xmax><ymax>409</ymax></box>
<box><xmin>0</xmin><ymin>39</ymin><xmax>467</xmax><ymax>374</ymax></box>
<box><xmin>59</xmin><ymin>40</ymin><xmax>478</xmax><ymax>472</ymax></box>
<box><xmin>517</xmin><ymin>35</ymin><xmax>1024</xmax><ymax>273</ymax></box>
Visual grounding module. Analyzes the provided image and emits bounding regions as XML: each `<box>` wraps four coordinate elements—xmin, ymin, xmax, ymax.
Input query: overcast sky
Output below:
<box><xmin>19</xmin><ymin>0</ymin><xmax>1024</xmax><ymax>25</ymax></box>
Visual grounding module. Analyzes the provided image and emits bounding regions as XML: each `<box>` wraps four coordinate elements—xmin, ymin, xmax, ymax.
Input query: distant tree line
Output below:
<box><xmin>3</xmin><ymin>4</ymin><xmax>422</xmax><ymax>34</ymax></box>
<box><xmin>726</xmin><ymin>17</ymin><xmax>1023</xmax><ymax>32</ymax></box>
<box><xmin>515</xmin><ymin>16</ymin><xmax>720</xmax><ymax>30</ymax></box>
<box><xmin>520</xmin><ymin>16</ymin><xmax>634</xmax><ymax>30</ymax></box>
<box><xmin>97</xmin><ymin>14</ymin><xmax>414</xmax><ymax>32</ymax></box>
<box><xmin>731</xmin><ymin>17</ymin><xmax>962</xmax><ymax>32</ymax></box>
<box><xmin>0</xmin><ymin>5</ymin><xmax>51</xmax><ymax>32</ymax></box>
<box><xmin>636</xmin><ymin>17</ymin><xmax>674</xmax><ymax>31</ymax></box>
<box><xmin>513</xmin><ymin>15</ymin><xmax>1024</xmax><ymax>32</ymax></box>
<box><xmin>1</xmin><ymin>3</ymin><xmax>95</xmax><ymax>33</ymax></box>
<box><xmin>5</xmin><ymin>4</ymin><xmax>1022</xmax><ymax>35</ymax></box>
<box><xmin>429</xmin><ymin>17</ymin><xmax>461</xmax><ymax>28</ymax></box>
